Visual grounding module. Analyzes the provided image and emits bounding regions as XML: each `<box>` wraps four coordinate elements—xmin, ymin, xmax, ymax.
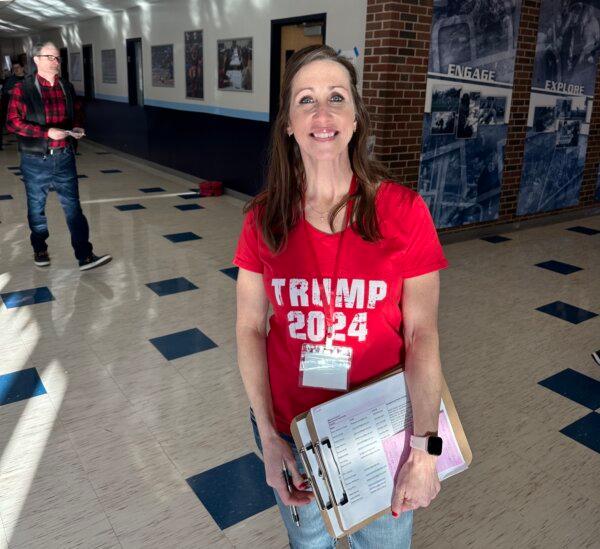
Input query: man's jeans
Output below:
<box><xmin>251</xmin><ymin>414</ymin><xmax>413</xmax><ymax>549</ymax></box>
<box><xmin>21</xmin><ymin>148</ymin><xmax>92</xmax><ymax>261</ymax></box>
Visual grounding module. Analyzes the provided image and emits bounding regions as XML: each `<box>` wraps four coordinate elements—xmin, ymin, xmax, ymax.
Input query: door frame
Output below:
<box><xmin>126</xmin><ymin>37</ymin><xmax>143</xmax><ymax>106</ymax></box>
<box><xmin>82</xmin><ymin>44</ymin><xmax>94</xmax><ymax>100</ymax></box>
<box><xmin>269</xmin><ymin>13</ymin><xmax>326</xmax><ymax>123</ymax></box>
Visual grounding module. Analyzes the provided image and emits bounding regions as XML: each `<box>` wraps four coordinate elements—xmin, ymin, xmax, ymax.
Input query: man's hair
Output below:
<box><xmin>31</xmin><ymin>41</ymin><xmax>58</xmax><ymax>58</ymax></box>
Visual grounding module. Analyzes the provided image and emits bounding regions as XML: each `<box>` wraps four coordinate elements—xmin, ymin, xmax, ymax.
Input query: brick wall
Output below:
<box><xmin>363</xmin><ymin>0</ymin><xmax>600</xmax><ymax>234</ymax></box>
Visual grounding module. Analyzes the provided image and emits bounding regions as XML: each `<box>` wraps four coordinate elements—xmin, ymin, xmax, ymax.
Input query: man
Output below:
<box><xmin>0</xmin><ymin>61</ymin><xmax>25</xmax><ymax>149</ymax></box>
<box><xmin>6</xmin><ymin>42</ymin><xmax>111</xmax><ymax>271</ymax></box>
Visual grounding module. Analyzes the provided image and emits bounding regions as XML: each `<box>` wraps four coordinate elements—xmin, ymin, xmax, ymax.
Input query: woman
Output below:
<box><xmin>234</xmin><ymin>45</ymin><xmax>448</xmax><ymax>548</ymax></box>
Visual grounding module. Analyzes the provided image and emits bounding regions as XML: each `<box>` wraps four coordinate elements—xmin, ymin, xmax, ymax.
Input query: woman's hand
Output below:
<box><xmin>391</xmin><ymin>450</ymin><xmax>440</xmax><ymax>516</ymax></box>
<box><xmin>261</xmin><ymin>434</ymin><xmax>314</xmax><ymax>506</ymax></box>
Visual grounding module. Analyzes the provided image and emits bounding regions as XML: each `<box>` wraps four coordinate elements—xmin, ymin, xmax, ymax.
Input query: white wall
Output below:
<box><xmin>20</xmin><ymin>0</ymin><xmax>367</xmax><ymax>121</ymax></box>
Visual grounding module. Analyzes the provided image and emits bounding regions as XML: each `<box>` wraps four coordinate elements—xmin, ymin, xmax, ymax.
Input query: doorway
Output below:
<box><xmin>59</xmin><ymin>47</ymin><xmax>69</xmax><ymax>81</ymax></box>
<box><xmin>126</xmin><ymin>38</ymin><xmax>144</xmax><ymax>107</ymax></box>
<box><xmin>269</xmin><ymin>14</ymin><xmax>326</xmax><ymax>122</ymax></box>
<box><xmin>82</xmin><ymin>44</ymin><xmax>94</xmax><ymax>99</ymax></box>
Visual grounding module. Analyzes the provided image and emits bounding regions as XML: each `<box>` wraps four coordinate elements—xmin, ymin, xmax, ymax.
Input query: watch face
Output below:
<box><xmin>428</xmin><ymin>436</ymin><xmax>443</xmax><ymax>456</ymax></box>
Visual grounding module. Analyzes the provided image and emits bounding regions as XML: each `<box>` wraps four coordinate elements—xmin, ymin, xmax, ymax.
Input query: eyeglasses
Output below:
<box><xmin>36</xmin><ymin>55</ymin><xmax>60</xmax><ymax>62</ymax></box>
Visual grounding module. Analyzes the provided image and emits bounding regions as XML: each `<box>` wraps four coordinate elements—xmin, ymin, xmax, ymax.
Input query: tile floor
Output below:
<box><xmin>0</xmin><ymin>140</ymin><xmax>599</xmax><ymax>548</ymax></box>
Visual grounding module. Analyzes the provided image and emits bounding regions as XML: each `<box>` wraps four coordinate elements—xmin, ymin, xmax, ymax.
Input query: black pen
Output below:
<box><xmin>282</xmin><ymin>461</ymin><xmax>300</xmax><ymax>527</ymax></box>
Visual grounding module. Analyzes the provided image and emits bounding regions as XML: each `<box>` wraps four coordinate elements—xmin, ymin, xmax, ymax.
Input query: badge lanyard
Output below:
<box><xmin>302</xmin><ymin>179</ymin><xmax>355</xmax><ymax>349</ymax></box>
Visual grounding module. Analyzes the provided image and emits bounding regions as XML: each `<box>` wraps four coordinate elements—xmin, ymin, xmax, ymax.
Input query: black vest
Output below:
<box><xmin>17</xmin><ymin>74</ymin><xmax>76</xmax><ymax>155</ymax></box>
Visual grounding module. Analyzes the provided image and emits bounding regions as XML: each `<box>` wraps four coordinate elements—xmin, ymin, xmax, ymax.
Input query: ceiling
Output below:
<box><xmin>0</xmin><ymin>0</ymin><xmax>163</xmax><ymax>36</ymax></box>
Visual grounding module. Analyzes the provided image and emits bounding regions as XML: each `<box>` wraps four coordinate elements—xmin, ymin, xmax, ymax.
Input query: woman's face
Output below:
<box><xmin>287</xmin><ymin>59</ymin><xmax>357</xmax><ymax>162</ymax></box>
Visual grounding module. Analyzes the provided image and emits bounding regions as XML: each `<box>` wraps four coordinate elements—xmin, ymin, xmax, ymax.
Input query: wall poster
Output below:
<box><xmin>101</xmin><ymin>49</ymin><xmax>117</xmax><ymax>84</ymax></box>
<box><xmin>217</xmin><ymin>37</ymin><xmax>253</xmax><ymax>91</ymax></box>
<box><xmin>185</xmin><ymin>30</ymin><xmax>204</xmax><ymax>99</ymax></box>
<box><xmin>151</xmin><ymin>44</ymin><xmax>174</xmax><ymax>87</ymax></box>
<box><xmin>517</xmin><ymin>0</ymin><xmax>600</xmax><ymax>215</ymax></box>
<box><xmin>418</xmin><ymin>0</ymin><xmax>523</xmax><ymax>229</ymax></box>
<box><xmin>70</xmin><ymin>52</ymin><xmax>81</xmax><ymax>81</ymax></box>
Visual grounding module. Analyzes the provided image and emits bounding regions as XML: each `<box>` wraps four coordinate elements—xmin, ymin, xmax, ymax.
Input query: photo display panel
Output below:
<box><xmin>418</xmin><ymin>0</ymin><xmax>523</xmax><ymax>229</ymax></box>
<box><xmin>517</xmin><ymin>0</ymin><xmax>600</xmax><ymax>215</ymax></box>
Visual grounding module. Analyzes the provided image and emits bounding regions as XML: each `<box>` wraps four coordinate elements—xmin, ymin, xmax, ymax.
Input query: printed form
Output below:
<box><xmin>310</xmin><ymin>372</ymin><xmax>466</xmax><ymax>531</ymax></box>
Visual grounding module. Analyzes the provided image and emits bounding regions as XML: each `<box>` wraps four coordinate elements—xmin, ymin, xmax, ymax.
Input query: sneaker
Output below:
<box><xmin>34</xmin><ymin>251</ymin><xmax>51</xmax><ymax>267</ymax></box>
<box><xmin>79</xmin><ymin>253</ymin><xmax>112</xmax><ymax>271</ymax></box>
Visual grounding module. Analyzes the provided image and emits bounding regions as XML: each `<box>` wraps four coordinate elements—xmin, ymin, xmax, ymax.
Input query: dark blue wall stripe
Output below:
<box><xmin>84</xmin><ymin>98</ymin><xmax>270</xmax><ymax>195</ymax></box>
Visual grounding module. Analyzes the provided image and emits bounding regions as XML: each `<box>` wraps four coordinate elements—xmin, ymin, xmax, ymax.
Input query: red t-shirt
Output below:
<box><xmin>233</xmin><ymin>180</ymin><xmax>448</xmax><ymax>434</ymax></box>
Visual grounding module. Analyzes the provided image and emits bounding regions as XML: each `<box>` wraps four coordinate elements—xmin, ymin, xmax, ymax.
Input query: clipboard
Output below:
<box><xmin>290</xmin><ymin>367</ymin><xmax>472</xmax><ymax>539</ymax></box>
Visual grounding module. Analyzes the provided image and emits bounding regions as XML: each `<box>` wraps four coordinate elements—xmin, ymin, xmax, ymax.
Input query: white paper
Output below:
<box><xmin>311</xmin><ymin>373</ymin><xmax>413</xmax><ymax>530</ymax></box>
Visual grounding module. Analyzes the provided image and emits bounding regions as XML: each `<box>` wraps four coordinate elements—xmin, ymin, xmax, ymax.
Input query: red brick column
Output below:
<box><xmin>362</xmin><ymin>0</ymin><xmax>433</xmax><ymax>189</ymax></box>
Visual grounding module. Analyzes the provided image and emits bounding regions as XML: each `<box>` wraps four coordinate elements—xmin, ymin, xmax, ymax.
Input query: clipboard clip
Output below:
<box><xmin>298</xmin><ymin>444</ymin><xmax>332</xmax><ymax>511</ymax></box>
<box><xmin>314</xmin><ymin>438</ymin><xmax>349</xmax><ymax>507</ymax></box>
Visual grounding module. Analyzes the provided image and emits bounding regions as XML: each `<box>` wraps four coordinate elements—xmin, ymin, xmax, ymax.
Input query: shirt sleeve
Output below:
<box><xmin>400</xmin><ymin>194</ymin><xmax>449</xmax><ymax>278</ymax></box>
<box><xmin>233</xmin><ymin>208</ymin><xmax>264</xmax><ymax>274</ymax></box>
<box><xmin>6</xmin><ymin>83</ymin><xmax>49</xmax><ymax>139</ymax></box>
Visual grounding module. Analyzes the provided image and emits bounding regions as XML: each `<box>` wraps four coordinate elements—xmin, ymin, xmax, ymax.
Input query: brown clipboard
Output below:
<box><xmin>290</xmin><ymin>367</ymin><xmax>472</xmax><ymax>539</ymax></box>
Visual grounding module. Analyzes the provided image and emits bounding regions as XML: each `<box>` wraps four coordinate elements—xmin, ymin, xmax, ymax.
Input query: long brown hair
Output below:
<box><xmin>247</xmin><ymin>45</ymin><xmax>390</xmax><ymax>253</ymax></box>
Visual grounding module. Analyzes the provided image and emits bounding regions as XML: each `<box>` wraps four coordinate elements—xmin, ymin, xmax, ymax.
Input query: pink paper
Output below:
<box><xmin>382</xmin><ymin>410</ymin><xmax>464</xmax><ymax>479</ymax></box>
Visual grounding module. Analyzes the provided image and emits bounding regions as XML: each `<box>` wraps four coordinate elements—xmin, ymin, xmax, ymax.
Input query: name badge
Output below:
<box><xmin>299</xmin><ymin>343</ymin><xmax>353</xmax><ymax>391</ymax></box>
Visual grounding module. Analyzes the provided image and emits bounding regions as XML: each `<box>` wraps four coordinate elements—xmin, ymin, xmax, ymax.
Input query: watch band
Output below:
<box><xmin>410</xmin><ymin>435</ymin><xmax>429</xmax><ymax>452</ymax></box>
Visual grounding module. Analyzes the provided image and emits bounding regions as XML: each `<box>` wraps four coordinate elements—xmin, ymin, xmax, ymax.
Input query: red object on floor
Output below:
<box><xmin>199</xmin><ymin>180</ymin><xmax>224</xmax><ymax>196</ymax></box>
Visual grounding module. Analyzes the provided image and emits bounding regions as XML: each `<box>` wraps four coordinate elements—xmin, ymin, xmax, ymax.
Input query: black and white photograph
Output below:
<box><xmin>101</xmin><ymin>49</ymin><xmax>117</xmax><ymax>84</ymax></box>
<box><xmin>217</xmin><ymin>37</ymin><xmax>252</xmax><ymax>91</ymax></box>
<box><xmin>532</xmin><ymin>106</ymin><xmax>556</xmax><ymax>132</ymax></box>
<box><xmin>185</xmin><ymin>30</ymin><xmax>204</xmax><ymax>99</ymax></box>
<box><xmin>70</xmin><ymin>52</ymin><xmax>81</xmax><ymax>81</ymax></box>
<box><xmin>555</xmin><ymin>119</ymin><xmax>580</xmax><ymax>148</ymax></box>
<box><xmin>151</xmin><ymin>44</ymin><xmax>174</xmax><ymax>87</ymax></box>
<box><xmin>429</xmin><ymin>0</ymin><xmax>522</xmax><ymax>83</ymax></box>
<box><xmin>432</xmin><ymin>111</ymin><xmax>457</xmax><ymax>135</ymax></box>
<box><xmin>477</xmin><ymin>96</ymin><xmax>506</xmax><ymax>125</ymax></box>
<box><xmin>456</xmin><ymin>91</ymin><xmax>480</xmax><ymax>139</ymax></box>
<box><xmin>555</xmin><ymin>98</ymin><xmax>572</xmax><ymax>118</ymax></box>
<box><xmin>431</xmin><ymin>85</ymin><xmax>461</xmax><ymax>113</ymax></box>
<box><xmin>569</xmin><ymin>97</ymin><xmax>587</xmax><ymax>120</ymax></box>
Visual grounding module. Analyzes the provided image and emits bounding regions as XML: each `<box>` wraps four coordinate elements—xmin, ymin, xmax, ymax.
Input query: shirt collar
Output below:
<box><xmin>36</xmin><ymin>73</ymin><xmax>59</xmax><ymax>87</ymax></box>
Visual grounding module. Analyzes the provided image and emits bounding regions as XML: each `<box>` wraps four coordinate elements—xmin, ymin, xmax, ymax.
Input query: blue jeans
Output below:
<box><xmin>251</xmin><ymin>414</ymin><xmax>413</xmax><ymax>548</ymax></box>
<box><xmin>21</xmin><ymin>148</ymin><xmax>92</xmax><ymax>261</ymax></box>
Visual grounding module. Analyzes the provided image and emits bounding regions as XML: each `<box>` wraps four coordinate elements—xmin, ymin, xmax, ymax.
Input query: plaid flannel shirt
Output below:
<box><xmin>6</xmin><ymin>73</ymin><xmax>83</xmax><ymax>148</ymax></box>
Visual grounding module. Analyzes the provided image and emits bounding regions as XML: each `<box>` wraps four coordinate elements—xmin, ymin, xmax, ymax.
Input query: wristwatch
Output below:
<box><xmin>410</xmin><ymin>435</ymin><xmax>443</xmax><ymax>456</ymax></box>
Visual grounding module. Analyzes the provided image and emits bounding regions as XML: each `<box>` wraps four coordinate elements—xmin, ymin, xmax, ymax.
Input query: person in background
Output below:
<box><xmin>6</xmin><ymin>41</ymin><xmax>111</xmax><ymax>271</ymax></box>
<box><xmin>234</xmin><ymin>45</ymin><xmax>448</xmax><ymax>548</ymax></box>
<box><xmin>0</xmin><ymin>61</ymin><xmax>25</xmax><ymax>150</ymax></box>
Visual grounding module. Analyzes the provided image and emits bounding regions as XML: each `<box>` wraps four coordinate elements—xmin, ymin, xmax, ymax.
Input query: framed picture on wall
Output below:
<box><xmin>101</xmin><ymin>49</ymin><xmax>117</xmax><ymax>84</ymax></box>
<box><xmin>217</xmin><ymin>37</ymin><xmax>252</xmax><ymax>91</ymax></box>
<box><xmin>70</xmin><ymin>52</ymin><xmax>82</xmax><ymax>81</ymax></box>
<box><xmin>151</xmin><ymin>44</ymin><xmax>174</xmax><ymax>87</ymax></box>
<box><xmin>185</xmin><ymin>30</ymin><xmax>204</xmax><ymax>99</ymax></box>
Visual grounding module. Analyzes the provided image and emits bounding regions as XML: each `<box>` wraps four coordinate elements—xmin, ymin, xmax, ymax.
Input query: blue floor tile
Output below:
<box><xmin>101</xmin><ymin>169</ymin><xmax>122</xmax><ymax>174</ymax></box>
<box><xmin>163</xmin><ymin>232</ymin><xmax>202</xmax><ymax>243</ymax></box>
<box><xmin>539</xmin><ymin>369</ymin><xmax>600</xmax><ymax>409</ymax></box>
<box><xmin>146</xmin><ymin>277</ymin><xmax>198</xmax><ymax>296</ymax></box>
<box><xmin>96</xmin><ymin>151</ymin><xmax>111</xmax><ymax>155</ymax></box>
<box><xmin>7</xmin><ymin>166</ymin><xmax>20</xmax><ymax>170</ymax></box>
<box><xmin>0</xmin><ymin>368</ymin><xmax>47</xmax><ymax>406</ymax></box>
<box><xmin>115</xmin><ymin>204</ymin><xmax>146</xmax><ymax>211</ymax></box>
<box><xmin>149</xmin><ymin>328</ymin><xmax>217</xmax><ymax>360</ymax></box>
<box><xmin>178</xmin><ymin>193</ymin><xmax>201</xmax><ymax>200</ymax></box>
<box><xmin>77</xmin><ymin>174</ymin><xmax>88</xmax><ymax>179</ymax></box>
<box><xmin>1</xmin><ymin>287</ymin><xmax>54</xmax><ymax>309</ymax></box>
<box><xmin>12</xmin><ymin>171</ymin><xmax>22</xmax><ymax>176</ymax></box>
<box><xmin>0</xmin><ymin>195</ymin><xmax>13</xmax><ymax>200</ymax></box>
<box><xmin>175</xmin><ymin>204</ymin><xmax>204</xmax><ymax>211</ymax></box>
<box><xmin>220</xmin><ymin>267</ymin><xmax>239</xmax><ymax>281</ymax></box>
<box><xmin>139</xmin><ymin>187</ymin><xmax>165</xmax><ymax>193</ymax></box>
<box><xmin>560</xmin><ymin>413</ymin><xmax>600</xmax><ymax>453</ymax></box>
<box><xmin>567</xmin><ymin>226</ymin><xmax>599</xmax><ymax>236</ymax></box>
<box><xmin>187</xmin><ymin>453</ymin><xmax>276</xmax><ymax>530</ymax></box>
<box><xmin>536</xmin><ymin>301</ymin><xmax>598</xmax><ymax>324</ymax></box>
<box><xmin>481</xmin><ymin>235</ymin><xmax>511</xmax><ymax>243</ymax></box>
<box><xmin>535</xmin><ymin>260</ymin><xmax>583</xmax><ymax>275</ymax></box>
